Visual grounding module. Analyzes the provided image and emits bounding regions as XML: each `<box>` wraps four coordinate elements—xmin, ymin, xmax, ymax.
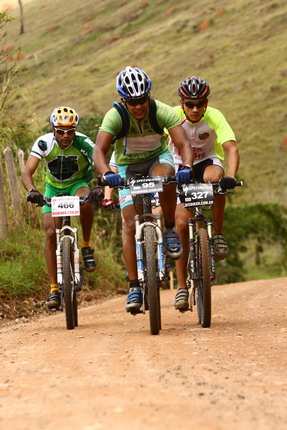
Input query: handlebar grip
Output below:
<box><xmin>97</xmin><ymin>174</ymin><xmax>126</xmax><ymax>187</ymax></box>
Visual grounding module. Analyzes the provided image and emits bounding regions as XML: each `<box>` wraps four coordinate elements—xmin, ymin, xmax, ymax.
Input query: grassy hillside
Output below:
<box><xmin>4</xmin><ymin>0</ymin><xmax>287</xmax><ymax>204</ymax></box>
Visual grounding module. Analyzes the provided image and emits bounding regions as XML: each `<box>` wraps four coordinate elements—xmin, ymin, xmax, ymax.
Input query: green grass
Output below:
<box><xmin>4</xmin><ymin>0</ymin><xmax>286</xmax><ymax>207</ymax></box>
<box><xmin>0</xmin><ymin>207</ymin><xmax>126</xmax><ymax>302</ymax></box>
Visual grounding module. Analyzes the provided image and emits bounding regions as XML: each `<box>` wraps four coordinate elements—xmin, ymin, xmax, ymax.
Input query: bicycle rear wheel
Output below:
<box><xmin>144</xmin><ymin>225</ymin><xmax>160</xmax><ymax>335</ymax></box>
<box><xmin>62</xmin><ymin>236</ymin><xmax>76</xmax><ymax>330</ymax></box>
<box><xmin>196</xmin><ymin>228</ymin><xmax>212</xmax><ymax>328</ymax></box>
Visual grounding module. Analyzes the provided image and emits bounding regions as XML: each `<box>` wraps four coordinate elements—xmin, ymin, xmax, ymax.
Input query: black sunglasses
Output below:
<box><xmin>125</xmin><ymin>95</ymin><xmax>149</xmax><ymax>106</ymax></box>
<box><xmin>183</xmin><ymin>100</ymin><xmax>207</xmax><ymax>109</ymax></box>
<box><xmin>55</xmin><ymin>128</ymin><xmax>76</xmax><ymax>136</ymax></box>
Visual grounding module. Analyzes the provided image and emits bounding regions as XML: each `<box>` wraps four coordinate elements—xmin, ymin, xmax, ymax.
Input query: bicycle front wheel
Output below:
<box><xmin>196</xmin><ymin>228</ymin><xmax>212</xmax><ymax>328</ymax></box>
<box><xmin>144</xmin><ymin>225</ymin><xmax>160</xmax><ymax>335</ymax></box>
<box><xmin>62</xmin><ymin>236</ymin><xmax>76</xmax><ymax>330</ymax></box>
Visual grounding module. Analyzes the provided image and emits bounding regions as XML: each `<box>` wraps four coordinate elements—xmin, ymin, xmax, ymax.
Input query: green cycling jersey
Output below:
<box><xmin>99</xmin><ymin>99</ymin><xmax>181</xmax><ymax>165</ymax></box>
<box><xmin>30</xmin><ymin>132</ymin><xmax>95</xmax><ymax>189</ymax></box>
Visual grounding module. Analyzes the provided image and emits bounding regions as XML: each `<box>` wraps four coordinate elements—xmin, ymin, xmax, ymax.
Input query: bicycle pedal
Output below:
<box><xmin>179</xmin><ymin>308</ymin><xmax>190</xmax><ymax>313</ymax></box>
<box><xmin>48</xmin><ymin>306</ymin><xmax>62</xmax><ymax>312</ymax></box>
<box><xmin>128</xmin><ymin>309</ymin><xmax>143</xmax><ymax>315</ymax></box>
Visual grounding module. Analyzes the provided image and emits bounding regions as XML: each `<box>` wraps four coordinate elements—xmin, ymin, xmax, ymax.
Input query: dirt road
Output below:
<box><xmin>1</xmin><ymin>278</ymin><xmax>286</xmax><ymax>430</ymax></box>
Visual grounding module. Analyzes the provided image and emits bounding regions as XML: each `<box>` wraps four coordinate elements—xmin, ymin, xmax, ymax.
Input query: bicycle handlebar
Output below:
<box><xmin>98</xmin><ymin>174</ymin><xmax>243</xmax><ymax>193</ymax></box>
<box><xmin>30</xmin><ymin>194</ymin><xmax>94</xmax><ymax>208</ymax></box>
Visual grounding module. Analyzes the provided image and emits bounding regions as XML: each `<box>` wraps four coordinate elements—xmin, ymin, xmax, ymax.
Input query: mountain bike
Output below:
<box><xmin>30</xmin><ymin>194</ymin><xmax>93</xmax><ymax>330</ymax></box>
<box><xmin>100</xmin><ymin>175</ymin><xmax>172</xmax><ymax>335</ymax></box>
<box><xmin>178</xmin><ymin>180</ymin><xmax>242</xmax><ymax>327</ymax></box>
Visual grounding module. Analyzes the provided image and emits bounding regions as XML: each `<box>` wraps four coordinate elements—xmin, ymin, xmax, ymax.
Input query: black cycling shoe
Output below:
<box><xmin>82</xmin><ymin>247</ymin><xmax>96</xmax><ymax>272</ymax></box>
<box><xmin>47</xmin><ymin>290</ymin><xmax>61</xmax><ymax>310</ymax></box>
<box><xmin>213</xmin><ymin>234</ymin><xmax>229</xmax><ymax>259</ymax></box>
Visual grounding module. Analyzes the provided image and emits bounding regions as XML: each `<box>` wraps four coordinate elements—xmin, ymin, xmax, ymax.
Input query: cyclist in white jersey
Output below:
<box><xmin>93</xmin><ymin>66</ymin><xmax>193</xmax><ymax>313</ymax></box>
<box><xmin>170</xmin><ymin>77</ymin><xmax>240</xmax><ymax>311</ymax></box>
<box><xmin>22</xmin><ymin>107</ymin><xmax>103</xmax><ymax>309</ymax></box>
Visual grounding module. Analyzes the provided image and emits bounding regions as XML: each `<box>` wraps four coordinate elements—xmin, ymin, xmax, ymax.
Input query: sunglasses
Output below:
<box><xmin>55</xmin><ymin>128</ymin><xmax>76</xmax><ymax>136</ymax></box>
<box><xmin>183</xmin><ymin>100</ymin><xmax>207</xmax><ymax>109</ymax></box>
<box><xmin>125</xmin><ymin>95</ymin><xmax>149</xmax><ymax>106</ymax></box>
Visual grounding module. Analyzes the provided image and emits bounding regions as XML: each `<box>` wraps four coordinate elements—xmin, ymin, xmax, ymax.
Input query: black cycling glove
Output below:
<box><xmin>88</xmin><ymin>187</ymin><xmax>104</xmax><ymax>203</ymax></box>
<box><xmin>27</xmin><ymin>189</ymin><xmax>44</xmax><ymax>206</ymax></box>
<box><xmin>219</xmin><ymin>177</ymin><xmax>237</xmax><ymax>191</ymax></box>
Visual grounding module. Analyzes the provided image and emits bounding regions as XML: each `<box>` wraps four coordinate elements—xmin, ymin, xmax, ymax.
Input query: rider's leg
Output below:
<box><xmin>43</xmin><ymin>212</ymin><xmax>61</xmax><ymax>308</ymax></box>
<box><xmin>43</xmin><ymin>212</ymin><xmax>58</xmax><ymax>285</ymax></box>
<box><xmin>122</xmin><ymin>203</ymin><xmax>142</xmax><ymax>282</ymax></box>
<box><xmin>174</xmin><ymin>204</ymin><xmax>190</xmax><ymax>310</ymax></box>
<box><xmin>203</xmin><ymin>165</ymin><xmax>228</xmax><ymax>258</ymax></box>
<box><xmin>203</xmin><ymin>165</ymin><xmax>225</xmax><ymax>233</ymax></box>
<box><xmin>175</xmin><ymin>204</ymin><xmax>190</xmax><ymax>288</ymax></box>
<box><xmin>151</xmin><ymin>162</ymin><xmax>176</xmax><ymax>223</ymax></box>
<box><xmin>76</xmin><ymin>186</ymin><xmax>94</xmax><ymax>242</ymax></box>
<box><xmin>151</xmin><ymin>162</ymin><xmax>183</xmax><ymax>259</ymax></box>
<box><xmin>76</xmin><ymin>186</ymin><xmax>96</xmax><ymax>271</ymax></box>
<box><xmin>122</xmin><ymin>203</ymin><xmax>144</xmax><ymax>312</ymax></box>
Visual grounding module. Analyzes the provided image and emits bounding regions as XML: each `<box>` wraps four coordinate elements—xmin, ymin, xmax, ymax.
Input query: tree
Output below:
<box><xmin>18</xmin><ymin>0</ymin><xmax>24</xmax><ymax>34</ymax></box>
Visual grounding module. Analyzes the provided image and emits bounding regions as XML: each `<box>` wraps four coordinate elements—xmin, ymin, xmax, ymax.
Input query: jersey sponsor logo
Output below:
<box><xmin>47</xmin><ymin>155</ymin><xmax>79</xmax><ymax>181</ymax></box>
<box><xmin>199</xmin><ymin>132</ymin><xmax>209</xmax><ymax>140</ymax></box>
<box><xmin>38</xmin><ymin>140</ymin><xmax>47</xmax><ymax>151</ymax></box>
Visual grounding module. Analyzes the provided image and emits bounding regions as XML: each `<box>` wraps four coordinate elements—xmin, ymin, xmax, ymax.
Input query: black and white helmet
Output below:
<box><xmin>116</xmin><ymin>66</ymin><xmax>152</xmax><ymax>99</ymax></box>
<box><xmin>178</xmin><ymin>76</ymin><xmax>210</xmax><ymax>99</ymax></box>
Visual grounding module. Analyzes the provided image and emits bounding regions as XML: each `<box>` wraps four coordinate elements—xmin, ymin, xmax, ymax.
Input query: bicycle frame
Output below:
<box><xmin>187</xmin><ymin>206</ymin><xmax>215</xmax><ymax>286</ymax></box>
<box><xmin>179</xmin><ymin>180</ymin><xmax>242</xmax><ymax>326</ymax></box>
<box><xmin>186</xmin><ymin>206</ymin><xmax>215</xmax><ymax>311</ymax></box>
<box><xmin>134</xmin><ymin>201</ymin><xmax>166</xmax><ymax>313</ymax></box>
<box><xmin>55</xmin><ymin>217</ymin><xmax>81</xmax><ymax>290</ymax></box>
<box><xmin>101</xmin><ymin>174</ymin><xmax>173</xmax><ymax>335</ymax></box>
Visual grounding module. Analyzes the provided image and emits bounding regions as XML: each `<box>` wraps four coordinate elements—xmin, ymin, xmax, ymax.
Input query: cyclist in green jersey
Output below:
<box><xmin>93</xmin><ymin>66</ymin><xmax>194</xmax><ymax>313</ymax></box>
<box><xmin>22</xmin><ymin>106</ymin><xmax>103</xmax><ymax>309</ymax></box>
<box><xmin>169</xmin><ymin>77</ymin><xmax>240</xmax><ymax>311</ymax></box>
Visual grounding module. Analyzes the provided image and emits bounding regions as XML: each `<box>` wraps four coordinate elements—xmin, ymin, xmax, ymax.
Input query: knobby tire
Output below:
<box><xmin>196</xmin><ymin>228</ymin><xmax>212</xmax><ymax>328</ymax></box>
<box><xmin>144</xmin><ymin>225</ymin><xmax>160</xmax><ymax>335</ymax></box>
<box><xmin>62</xmin><ymin>236</ymin><xmax>76</xmax><ymax>330</ymax></box>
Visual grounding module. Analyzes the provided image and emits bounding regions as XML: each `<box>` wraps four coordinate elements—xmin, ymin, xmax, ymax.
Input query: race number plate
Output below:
<box><xmin>129</xmin><ymin>177</ymin><xmax>163</xmax><ymax>195</ymax></box>
<box><xmin>181</xmin><ymin>183</ymin><xmax>214</xmax><ymax>207</ymax></box>
<box><xmin>51</xmin><ymin>196</ymin><xmax>80</xmax><ymax>217</ymax></box>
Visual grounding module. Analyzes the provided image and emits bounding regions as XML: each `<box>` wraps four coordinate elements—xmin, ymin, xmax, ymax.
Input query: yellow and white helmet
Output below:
<box><xmin>50</xmin><ymin>106</ymin><xmax>79</xmax><ymax>127</ymax></box>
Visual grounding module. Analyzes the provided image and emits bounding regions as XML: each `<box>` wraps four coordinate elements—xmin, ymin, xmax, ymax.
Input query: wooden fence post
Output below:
<box><xmin>0</xmin><ymin>161</ymin><xmax>9</xmax><ymax>238</ymax></box>
<box><xmin>4</xmin><ymin>146</ymin><xmax>21</xmax><ymax>215</ymax></box>
<box><xmin>17</xmin><ymin>149</ymin><xmax>25</xmax><ymax>173</ymax></box>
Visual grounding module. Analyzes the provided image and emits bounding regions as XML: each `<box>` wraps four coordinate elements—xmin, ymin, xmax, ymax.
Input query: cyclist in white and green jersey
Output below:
<box><xmin>93</xmin><ymin>66</ymin><xmax>194</xmax><ymax>313</ymax></box>
<box><xmin>22</xmin><ymin>107</ymin><xmax>103</xmax><ymax>309</ymax></box>
<box><xmin>170</xmin><ymin>76</ymin><xmax>240</xmax><ymax>311</ymax></box>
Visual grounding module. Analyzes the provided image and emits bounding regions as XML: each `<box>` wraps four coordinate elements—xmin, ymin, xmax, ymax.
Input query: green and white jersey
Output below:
<box><xmin>30</xmin><ymin>132</ymin><xmax>95</xmax><ymax>189</ymax></box>
<box><xmin>170</xmin><ymin>105</ymin><xmax>236</xmax><ymax>165</ymax></box>
<box><xmin>99</xmin><ymin>100</ymin><xmax>180</xmax><ymax>165</ymax></box>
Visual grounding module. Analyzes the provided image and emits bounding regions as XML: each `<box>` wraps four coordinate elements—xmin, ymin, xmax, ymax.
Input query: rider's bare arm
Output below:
<box><xmin>169</xmin><ymin>125</ymin><xmax>194</xmax><ymax>167</ymax></box>
<box><xmin>222</xmin><ymin>140</ymin><xmax>239</xmax><ymax>178</ymax></box>
<box><xmin>93</xmin><ymin>131</ymin><xmax>115</xmax><ymax>175</ymax></box>
<box><xmin>21</xmin><ymin>155</ymin><xmax>41</xmax><ymax>192</ymax></box>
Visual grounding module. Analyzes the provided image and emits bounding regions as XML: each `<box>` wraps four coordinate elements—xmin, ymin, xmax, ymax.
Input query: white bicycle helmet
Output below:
<box><xmin>50</xmin><ymin>106</ymin><xmax>79</xmax><ymax>127</ymax></box>
<box><xmin>116</xmin><ymin>66</ymin><xmax>152</xmax><ymax>99</ymax></box>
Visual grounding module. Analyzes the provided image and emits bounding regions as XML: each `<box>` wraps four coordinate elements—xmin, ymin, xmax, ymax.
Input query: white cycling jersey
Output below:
<box><xmin>170</xmin><ymin>105</ymin><xmax>236</xmax><ymax>168</ymax></box>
